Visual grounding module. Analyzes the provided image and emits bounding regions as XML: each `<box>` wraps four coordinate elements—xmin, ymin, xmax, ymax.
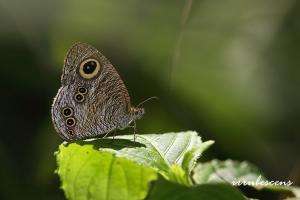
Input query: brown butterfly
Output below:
<box><xmin>51</xmin><ymin>43</ymin><xmax>144</xmax><ymax>140</ymax></box>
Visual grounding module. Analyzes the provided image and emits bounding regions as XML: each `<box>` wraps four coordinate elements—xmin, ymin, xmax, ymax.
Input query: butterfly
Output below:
<box><xmin>51</xmin><ymin>43</ymin><xmax>144</xmax><ymax>140</ymax></box>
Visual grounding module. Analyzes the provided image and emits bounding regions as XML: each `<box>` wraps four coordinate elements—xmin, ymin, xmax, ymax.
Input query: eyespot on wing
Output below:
<box><xmin>78</xmin><ymin>58</ymin><xmax>101</xmax><ymax>79</ymax></box>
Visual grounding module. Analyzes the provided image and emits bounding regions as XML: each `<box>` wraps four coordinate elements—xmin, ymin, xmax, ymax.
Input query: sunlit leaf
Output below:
<box><xmin>193</xmin><ymin>159</ymin><xmax>300</xmax><ymax>199</ymax></box>
<box><xmin>193</xmin><ymin>159</ymin><xmax>266</xmax><ymax>184</ymax></box>
<box><xmin>78</xmin><ymin>131</ymin><xmax>213</xmax><ymax>185</ymax></box>
<box><xmin>56</xmin><ymin>143</ymin><xmax>157</xmax><ymax>200</ymax></box>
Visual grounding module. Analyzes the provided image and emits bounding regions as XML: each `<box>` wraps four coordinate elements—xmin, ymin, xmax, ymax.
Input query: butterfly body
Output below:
<box><xmin>51</xmin><ymin>43</ymin><xmax>144</xmax><ymax>140</ymax></box>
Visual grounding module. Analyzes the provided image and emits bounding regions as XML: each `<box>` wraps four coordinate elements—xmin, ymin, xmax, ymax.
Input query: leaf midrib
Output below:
<box><xmin>138</xmin><ymin>135</ymin><xmax>171</xmax><ymax>169</ymax></box>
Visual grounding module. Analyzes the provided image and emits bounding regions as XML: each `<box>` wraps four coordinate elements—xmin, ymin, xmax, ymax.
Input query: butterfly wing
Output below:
<box><xmin>52</xmin><ymin>43</ymin><xmax>134</xmax><ymax>140</ymax></box>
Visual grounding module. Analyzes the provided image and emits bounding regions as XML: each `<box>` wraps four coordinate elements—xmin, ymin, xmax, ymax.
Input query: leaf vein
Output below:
<box><xmin>138</xmin><ymin>135</ymin><xmax>171</xmax><ymax>167</ymax></box>
<box><xmin>174</xmin><ymin>133</ymin><xmax>193</xmax><ymax>164</ymax></box>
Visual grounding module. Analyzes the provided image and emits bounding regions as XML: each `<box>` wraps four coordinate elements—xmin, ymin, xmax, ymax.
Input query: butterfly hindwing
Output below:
<box><xmin>51</xmin><ymin>43</ymin><xmax>144</xmax><ymax>140</ymax></box>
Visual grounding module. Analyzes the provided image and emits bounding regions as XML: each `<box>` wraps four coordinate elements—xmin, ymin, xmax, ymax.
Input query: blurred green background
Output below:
<box><xmin>0</xmin><ymin>0</ymin><xmax>299</xmax><ymax>199</ymax></box>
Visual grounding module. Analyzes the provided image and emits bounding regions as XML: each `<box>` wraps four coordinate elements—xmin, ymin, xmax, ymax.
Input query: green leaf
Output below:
<box><xmin>79</xmin><ymin>131</ymin><xmax>214</xmax><ymax>185</ymax></box>
<box><xmin>55</xmin><ymin>131</ymin><xmax>216</xmax><ymax>200</ymax></box>
<box><xmin>182</xmin><ymin>141</ymin><xmax>214</xmax><ymax>175</ymax></box>
<box><xmin>147</xmin><ymin>177</ymin><xmax>247</xmax><ymax>200</ymax></box>
<box><xmin>56</xmin><ymin>142</ymin><xmax>157</xmax><ymax>200</ymax></box>
<box><xmin>193</xmin><ymin>159</ymin><xmax>266</xmax><ymax>185</ymax></box>
<box><xmin>193</xmin><ymin>159</ymin><xmax>300</xmax><ymax>199</ymax></box>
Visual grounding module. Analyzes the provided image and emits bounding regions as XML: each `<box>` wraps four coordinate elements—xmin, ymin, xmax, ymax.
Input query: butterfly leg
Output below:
<box><xmin>102</xmin><ymin>131</ymin><xmax>110</xmax><ymax>139</ymax></box>
<box><xmin>112</xmin><ymin>129</ymin><xmax>116</xmax><ymax>140</ymax></box>
<box><xmin>132</xmin><ymin>120</ymin><xmax>137</xmax><ymax>141</ymax></box>
<box><xmin>128</xmin><ymin>120</ymin><xmax>137</xmax><ymax>141</ymax></box>
<box><xmin>108</xmin><ymin>130</ymin><xmax>117</xmax><ymax>144</ymax></box>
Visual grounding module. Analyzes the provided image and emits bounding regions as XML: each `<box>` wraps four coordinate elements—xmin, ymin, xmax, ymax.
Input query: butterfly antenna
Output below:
<box><xmin>137</xmin><ymin>96</ymin><xmax>159</xmax><ymax>108</ymax></box>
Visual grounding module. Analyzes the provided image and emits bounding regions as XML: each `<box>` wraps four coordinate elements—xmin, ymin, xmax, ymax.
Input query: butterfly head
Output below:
<box><xmin>130</xmin><ymin>107</ymin><xmax>145</xmax><ymax>121</ymax></box>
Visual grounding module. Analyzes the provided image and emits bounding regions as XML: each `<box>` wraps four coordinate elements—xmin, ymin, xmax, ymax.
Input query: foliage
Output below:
<box><xmin>56</xmin><ymin>142</ymin><xmax>157</xmax><ymax>200</ymax></box>
<box><xmin>56</xmin><ymin>131</ymin><xmax>299</xmax><ymax>200</ymax></box>
<box><xmin>193</xmin><ymin>160</ymin><xmax>300</xmax><ymax>199</ymax></box>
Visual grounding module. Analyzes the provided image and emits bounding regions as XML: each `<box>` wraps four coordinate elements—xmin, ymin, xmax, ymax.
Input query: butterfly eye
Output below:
<box><xmin>79</xmin><ymin>58</ymin><xmax>101</xmax><ymax>79</ymax></box>
<box><xmin>62</xmin><ymin>107</ymin><xmax>73</xmax><ymax>117</ymax></box>
<box><xmin>66</xmin><ymin>117</ymin><xmax>76</xmax><ymax>127</ymax></box>
<box><xmin>74</xmin><ymin>93</ymin><xmax>85</xmax><ymax>102</ymax></box>
<box><xmin>78</xmin><ymin>87</ymin><xmax>87</xmax><ymax>94</ymax></box>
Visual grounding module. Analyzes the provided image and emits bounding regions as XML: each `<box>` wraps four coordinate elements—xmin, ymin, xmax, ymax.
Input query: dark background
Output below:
<box><xmin>0</xmin><ymin>0</ymin><xmax>299</xmax><ymax>199</ymax></box>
